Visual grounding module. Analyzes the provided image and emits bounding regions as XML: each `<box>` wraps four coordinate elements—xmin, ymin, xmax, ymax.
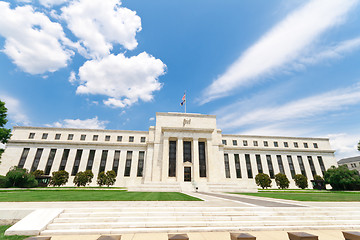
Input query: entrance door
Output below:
<box><xmin>184</xmin><ymin>167</ymin><xmax>191</xmax><ymax>182</ymax></box>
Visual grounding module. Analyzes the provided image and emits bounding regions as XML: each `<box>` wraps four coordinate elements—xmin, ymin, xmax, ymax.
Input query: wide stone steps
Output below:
<box><xmin>41</xmin><ymin>207</ymin><xmax>360</xmax><ymax>235</ymax></box>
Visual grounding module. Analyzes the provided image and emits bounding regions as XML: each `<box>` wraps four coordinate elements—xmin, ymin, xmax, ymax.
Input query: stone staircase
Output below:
<box><xmin>40</xmin><ymin>207</ymin><xmax>360</xmax><ymax>235</ymax></box>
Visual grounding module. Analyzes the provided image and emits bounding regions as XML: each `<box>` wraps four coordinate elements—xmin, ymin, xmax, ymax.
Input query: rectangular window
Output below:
<box><xmin>117</xmin><ymin>136</ymin><xmax>122</xmax><ymax>142</ymax></box>
<box><xmin>99</xmin><ymin>150</ymin><xmax>108</xmax><ymax>173</ymax></box>
<box><xmin>168</xmin><ymin>141</ymin><xmax>177</xmax><ymax>177</ymax></box>
<box><xmin>42</xmin><ymin>133</ymin><xmax>48</xmax><ymax>139</ymax></box>
<box><xmin>307</xmin><ymin>156</ymin><xmax>317</xmax><ymax>178</ymax></box>
<box><xmin>137</xmin><ymin>151</ymin><xmax>145</xmax><ymax>177</ymax></box>
<box><xmin>183</xmin><ymin>141</ymin><xmax>192</xmax><ymax>162</ymax></box>
<box><xmin>256</xmin><ymin>154</ymin><xmax>263</xmax><ymax>174</ymax></box>
<box><xmin>141</xmin><ymin>137</ymin><xmax>146</xmax><ymax>143</ymax></box>
<box><xmin>243</xmin><ymin>140</ymin><xmax>248</xmax><ymax>146</ymax></box>
<box><xmin>29</xmin><ymin>133</ymin><xmax>35</xmax><ymax>139</ymax></box>
<box><xmin>68</xmin><ymin>134</ymin><xmax>74</xmax><ymax>140</ymax></box>
<box><xmin>232</xmin><ymin>140</ymin><xmax>237</xmax><ymax>146</ymax></box>
<box><xmin>294</xmin><ymin>142</ymin><xmax>299</xmax><ymax>148</ymax></box>
<box><xmin>92</xmin><ymin>135</ymin><xmax>98</xmax><ymax>141</ymax></box>
<box><xmin>297</xmin><ymin>156</ymin><xmax>307</xmax><ymax>177</ymax></box>
<box><xmin>71</xmin><ymin>149</ymin><xmax>83</xmax><ymax>176</ymax></box>
<box><xmin>129</xmin><ymin>136</ymin><xmax>134</xmax><ymax>142</ymax></box>
<box><xmin>263</xmin><ymin>141</ymin><xmax>268</xmax><ymax>147</ymax></box>
<box><xmin>253</xmin><ymin>141</ymin><xmax>258</xmax><ymax>146</ymax></box>
<box><xmin>317</xmin><ymin>156</ymin><xmax>326</xmax><ymax>175</ymax></box>
<box><xmin>105</xmin><ymin>135</ymin><xmax>110</xmax><ymax>141</ymax></box>
<box><xmin>124</xmin><ymin>151</ymin><xmax>133</xmax><ymax>177</ymax></box>
<box><xmin>222</xmin><ymin>139</ymin><xmax>227</xmax><ymax>145</ymax></box>
<box><xmin>284</xmin><ymin>142</ymin><xmax>289</xmax><ymax>147</ymax></box>
<box><xmin>55</xmin><ymin>134</ymin><xmax>61</xmax><ymax>140</ymax></box>
<box><xmin>266</xmin><ymin>155</ymin><xmax>274</xmax><ymax>179</ymax></box>
<box><xmin>112</xmin><ymin>150</ymin><xmax>120</xmax><ymax>175</ymax></box>
<box><xmin>45</xmin><ymin>149</ymin><xmax>56</xmax><ymax>175</ymax></box>
<box><xmin>224</xmin><ymin>153</ymin><xmax>230</xmax><ymax>178</ymax></box>
<box><xmin>274</xmin><ymin>141</ymin><xmax>279</xmax><ymax>147</ymax></box>
<box><xmin>59</xmin><ymin>149</ymin><xmax>70</xmax><ymax>171</ymax></box>
<box><xmin>234</xmin><ymin>154</ymin><xmax>241</xmax><ymax>178</ymax></box>
<box><xmin>313</xmin><ymin>143</ymin><xmax>318</xmax><ymax>148</ymax></box>
<box><xmin>30</xmin><ymin>148</ymin><xmax>43</xmax><ymax>172</ymax></box>
<box><xmin>245</xmin><ymin>154</ymin><xmax>253</xmax><ymax>178</ymax></box>
<box><xmin>287</xmin><ymin>155</ymin><xmax>296</xmax><ymax>179</ymax></box>
<box><xmin>277</xmin><ymin>155</ymin><xmax>285</xmax><ymax>174</ymax></box>
<box><xmin>199</xmin><ymin>142</ymin><xmax>206</xmax><ymax>177</ymax></box>
<box><xmin>304</xmin><ymin>142</ymin><xmax>308</xmax><ymax>148</ymax></box>
<box><xmin>86</xmin><ymin>150</ymin><xmax>96</xmax><ymax>170</ymax></box>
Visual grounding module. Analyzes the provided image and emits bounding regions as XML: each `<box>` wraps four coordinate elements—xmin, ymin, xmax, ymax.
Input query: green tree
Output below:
<box><xmin>255</xmin><ymin>173</ymin><xmax>272</xmax><ymax>189</ymax></box>
<box><xmin>6</xmin><ymin>167</ymin><xmax>38</xmax><ymax>188</ymax></box>
<box><xmin>97</xmin><ymin>171</ymin><xmax>106</xmax><ymax>187</ymax></box>
<box><xmin>275</xmin><ymin>173</ymin><xmax>290</xmax><ymax>189</ymax></box>
<box><xmin>31</xmin><ymin>170</ymin><xmax>44</xmax><ymax>178</ymax></box>
<box><xmin>294</xmin><ymin>174</ymin><xmax>308</xmax><ymax>189</ymax></box>
<box><xmin>0</xmin><ymin>100</ymin><xmax>11</xmax><ymax>159</ymax></box>
<box><xmin>313</xmin><ymin>175</ymin><xmax>324</xmax><ymax>181</ymax></box>
<box><xmin>324</xmin><ymin>165</ymin><xmax>360</xmax><ymax>190</ymax></box>
<box><xmin>358</xmin><ymin>140</ymin><xmax>360</xmax><ymax>151</ymax></box>
<box><xmin>50</xmin><ymin>170</ymin><xmax>69</xmax><ymax>187</ymax></box>
<box><xmin>84</xmin><ymin>170</ymin><xmax>94</xmax><ymax>185</ymax></box>
<box><xmin>105</xmin><ymin>170</ymin><xmax>117</xmax><ymax>187</ymax></box>
<box><xmin>73</xmin><ymin>171</ymin><xmax>88</xmax><ymax>187</ymax></box>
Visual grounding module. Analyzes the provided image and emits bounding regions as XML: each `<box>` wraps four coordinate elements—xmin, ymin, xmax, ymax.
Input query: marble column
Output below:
<box><xmin>161</xmin><ymin>137</ymin><xmax>169</xmax><ymax>181</ymax></box>
<box><xmin>193</xmin><ymin>138</ymin><xmax>200</xmax><ymax>181</ymax></box>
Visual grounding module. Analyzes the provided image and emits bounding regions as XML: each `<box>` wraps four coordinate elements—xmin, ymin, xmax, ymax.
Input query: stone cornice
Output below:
<box><xmin>161</xmin><ymin>127</ymin><xmax>214</xmax><ymax>133</ymax></box>
<box><xmin>156</xmin><ymin>112</ymin><xmax>216</xmax><ymax>118</ymax></box>
<box><xmin>224</xmin><ymin>146</ymin><xmax>335</xmax><ymax>153</ymax></box>
<box><xmin>12</xmin><ymin>126</ymin><xmax>148</xmax><ymax>134</ymax></box>
<box><xmin>222</xmin><ymin>134</ymin><xmax>329</xmax><ymax>141</ymax></box>
<box><xmin>7</xmin><ymin>140</ymin><xmax>148</xmax><ymax>148</ymax></box>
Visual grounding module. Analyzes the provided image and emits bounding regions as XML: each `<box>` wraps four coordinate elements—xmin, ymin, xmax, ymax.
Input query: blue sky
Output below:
<box><xmin>0</xmin><ymin>0</ymin><xmax>360</xmax><ymax>160</ymax></box>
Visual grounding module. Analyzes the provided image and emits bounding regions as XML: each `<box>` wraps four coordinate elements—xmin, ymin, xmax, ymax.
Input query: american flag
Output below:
<box><xmin>180</xmin><ymin>93</ymin><xmax>186</xmax><ymax>106</ymax></box>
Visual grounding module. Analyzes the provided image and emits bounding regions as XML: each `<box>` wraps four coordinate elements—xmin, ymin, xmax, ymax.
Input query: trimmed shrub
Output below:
<box><xmin>6</xmin><ymin>167</ymin><xmax>38</xmax><ymax>188</ymax></box>
<box><xmin>97</xmin><ymin>170</ymin><xmax>117</xmax><ymax>187</ymax></box>
<box><xmin>73</xmin><ymin>172</ymin><xmax>88</xmax><ymax>187</ymax></box>
<box><xmin>294</xmin><ymin>174</ymin><xmax>308</xmax><ymax>189</ymax></box>
<box><xmin>97</xmin><ymin>172</ymin><xmax>106</xmax><ymax>187</ymax></box>
<box><xmin>255</xmin><ymin>173</ymin><xmax>272</xmax><ymax>189</ymax></box>
<box><xmin>31</xmin><ymin>170</ymin><xmax>44</xmax><ymax>178</ymax></box>
<box><xmin>0</xmin><ymin>175</ymin><xmax>8</xmax><ymax>188</ymax></box>
<box><xmin>275</xmin><ymin>173</ymin><xmax>289</xmax><ymax>189</ymax></box>
<box><xmin>50</xmin><ymin>170</ymin><xmax>69</xmax><ymax>187</ymax></box>
<box><xmin>313</xmin><ymin>175</ymin><xmax>324</xmax><ymax>181</ymax></box>
<box><xmin>84</xmin><ymin>170</ymin><xmax>94</xmax><ymax>185</ymax></box>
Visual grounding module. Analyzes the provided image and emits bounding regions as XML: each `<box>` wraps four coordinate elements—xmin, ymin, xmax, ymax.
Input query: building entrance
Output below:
<box><xmin>184</xmin><ymin>167</ymin><xmax>191</xmax><ymax>182</ymax></box>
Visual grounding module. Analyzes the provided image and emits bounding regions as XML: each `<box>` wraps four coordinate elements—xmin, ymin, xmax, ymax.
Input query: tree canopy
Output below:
<box><xmin>0</xmin><ymin>100</ymin><xmax>11</xmax><ymax>145</ymax></box>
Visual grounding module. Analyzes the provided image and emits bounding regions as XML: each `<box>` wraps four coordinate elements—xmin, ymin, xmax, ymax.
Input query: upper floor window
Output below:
<box><xmin>42</xmin><ymin>133</ymin><xmax>48</xmax><ymax>139</ymax></box>
<box><xmin>243</xmin><ymin>140</ymin><xmax>248</xmax><ymax>146</ymax></box>
<box><xmin>68</xmin><ymin>134</ymin><xmax>74</xmax><ymax>140</ymax></box>
<box><xmin>274</xmin><ymin>141</ymin><xmax>278</xmax><ymax>147</ymax></box>
<box><xmin>141</xmin><ymin>137</ymin><xmax>146</xmax><ymax>143</ymax></box>
<box><xmin>263</xmin><ymin>141</ymin><xmax>268</xmax><ymax>147</ymax></box>
<box><xmin>313</xmin><ymin>143</ymin><xmax>318</xmax><ymax>148</ymax></box>
<box><xmin>105</xmin><ymin>135</ymin><xmax>110</xmax><ymax>141</ymax></box>
<box><xmin>294</xmin><ymin>142</ymin><xmax>299</xmax><ymax>148</ymax></box>
<box><xmin>80</xmin><ymin>134</ymin><xmax>86</xmax><ymax>141</ymax></box>
<box><xmin>284</xmin><ymin>142</ymin><xmax>289</xmax><ymax>147</ymax></box>
<box><xmin>304</xmin><ymin>142</ymin><xmax>308</xmax><ymax>148</ymax></box>
<box><xmin>232</xmin><ymin>140</ymin><xmax>237</xmax><ymax>146</ymax></box>
<box><xmin>129</xmin><ymin>136</ymin><xmax>134</xmax><ymax>142</ymax></box>
<box><xmin>93</xmin><ymin>135</ymin><xmax>98</xmax><ymax>141</ymax></box>
<box><xmin>222</xmin><ymin>140</ymin><xmax>227</xmax><ymax>145</ymax></box>
<box><xmin>253</xmin><ymin>141</ymin><xmax>258</xmax><ymax>146</ymax></box>
<box><xmin>55</xmin><ymin>134</ymin><xmax>61</xmax><ymax>140</ymax></box>
<box><xmin>117</xmin><ymin>136</ymin><xmax>122</xmax><ymax>142</ymax></box>
<box><xmin>29</xmin><ymin>133</ymin><xmax>35</xmax><ymax>139</ymax></box>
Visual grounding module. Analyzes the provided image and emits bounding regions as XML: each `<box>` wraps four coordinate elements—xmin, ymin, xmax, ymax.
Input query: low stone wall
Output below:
<box><xmin>0</xmin><ymin>209</ymin><xmax>33</xmax><ymax>225</ymax></box>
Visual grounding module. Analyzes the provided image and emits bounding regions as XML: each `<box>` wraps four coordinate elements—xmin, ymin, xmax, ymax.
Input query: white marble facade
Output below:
<box><xmin>0</xmin><ymin>112</ymin><xmax>337</xmax><ymax>192</ymax></box>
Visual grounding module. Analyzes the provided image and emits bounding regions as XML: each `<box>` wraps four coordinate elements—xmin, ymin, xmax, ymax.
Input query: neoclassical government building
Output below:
<box><xmin>0</xmin><ymin>112</ymin><xmax>337</xmax><ymax>191</ymax></box>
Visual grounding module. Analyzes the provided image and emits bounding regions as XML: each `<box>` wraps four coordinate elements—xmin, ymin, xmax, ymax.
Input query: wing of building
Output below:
<box><xmin>0</xmin><ymin>112</ymin><xmax>337</xmax><ymax>192</ymax></box>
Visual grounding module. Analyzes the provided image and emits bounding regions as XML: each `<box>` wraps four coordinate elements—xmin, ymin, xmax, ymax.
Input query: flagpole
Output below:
<box><xmin>185</xmin><ymin>90</ymin><xmax>187</xmax><ymax>113</ymax></box>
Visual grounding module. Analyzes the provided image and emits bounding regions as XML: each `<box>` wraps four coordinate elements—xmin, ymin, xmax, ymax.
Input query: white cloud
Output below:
<box><xmin>39</xmin><ymin>0</ymin><xmax>69</xmax><ymax>7</ymax></box>
<box><xmin>0</xmin><ymin>2</ymin><xmax>73</xmax><ymax>74</ymax></box>
<box><xmin>328</xmin><ymin>133</ymin><xmax>360</xmax><ymax>161</ymax></box>
<box><xmin>68</xmin><ymin>71</ymin><xmax>77</xmax><ymax>85</ymax></box>
<box><xmin>149</xmin><ymin>117</ymin><xmax>155</xmax><ymax>121</ymax></box>
<box><xmin>61</xmin><ymin>0</ymin><xmax>141</xmax><ymax>58</ymax></box>
<box><xmin>218</xmin><ymin>83</ymin><xmax>360</xmax><ymax>130</ymax></box>
<box><xmin>46</xmin><ymin>116</ymin><xmax>108</xmax><ymax>129</ymax></box>
<box><xmin>0</xmin><ymin>95</ymin><xmax>30</xmax><ymax>126</ymax></box>
<box><xmin>75</xmin><ymin>52</ymin><xmax>166</xmax><ymax>108</ymax></box>
<box><xmin>201</xmin><ymin>0</ymin><xmax>358</xmax><ymax>103</ymax></box>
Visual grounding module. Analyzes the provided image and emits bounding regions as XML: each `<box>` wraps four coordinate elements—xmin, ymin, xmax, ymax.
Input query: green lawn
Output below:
<box><xmin>0</xmin><ymin>189</ymin><xmax>201</xmax><ymax>201</ymax></box>
<box><xmin>0</xmin><ymin>226</ymin><xmax>29</xmax><ymax>240</ymax></box>
<box><xmin>236</xmin><ymin>190</ymin><xmax>360</xmax><ymax>201</ymax></box>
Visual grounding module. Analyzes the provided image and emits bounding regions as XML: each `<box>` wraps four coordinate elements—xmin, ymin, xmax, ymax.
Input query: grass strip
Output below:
<box><xmin>0</xmin><ymin>190</ymin><xmax>202</xmax><ymax>202</ymax></box>
<box><xmin>0</xmin><ymin>225</ymin><xmax>30</xmax><ymax>240</ymax></box>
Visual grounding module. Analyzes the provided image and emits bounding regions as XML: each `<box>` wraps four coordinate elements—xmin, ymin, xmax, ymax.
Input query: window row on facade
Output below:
<box><xmin>28</xmin><ymin>132</ymin><xmax>146</xmax><ymax>143</ymax></box>
<box><xmin>17</xmin><ymin>148</ymin><xmax>145</xmax><ymax>178</ymax></box>
<box><xmin>223</xmin><ymin>153</ymin><xmax>326</xmax><ymax>180</ymax></box>
<box><xmin>222</xmin><ymin>139</ymin><xmax>319</xmax><ymax>149</ymax></box>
